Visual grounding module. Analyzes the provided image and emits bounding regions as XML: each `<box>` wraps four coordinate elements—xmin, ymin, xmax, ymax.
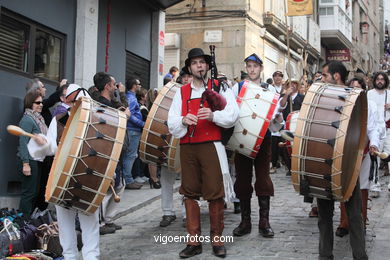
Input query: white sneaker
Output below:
<box><xmin>141</xmin><ymin>176</ymin><xmax>149</xmax><ymax>182</ymax></box>
<box><xmin>370</xmin><ymin>182</ymin><xmax>381</xmax><ymax>198</ymax></box>
<box><xmin>387</xmin><ymin>183</ymin><xmax>390</xmax><ymax>192</ymax></box>
<box><xmin>134</xmin><ymin>177</ymin><xmax>146</xmax><ymax>184</ymax></box>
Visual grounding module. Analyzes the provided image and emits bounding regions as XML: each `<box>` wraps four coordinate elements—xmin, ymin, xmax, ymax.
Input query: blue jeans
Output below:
<box><xmin>123</xmin><ymin>130</ymin><xmax>141</xmax><ymax>184</ymax></box>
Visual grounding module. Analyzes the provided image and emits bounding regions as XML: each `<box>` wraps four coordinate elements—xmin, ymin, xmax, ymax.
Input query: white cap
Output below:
<box><xmin>65</xmin><ymin>84</ymin><xmax>91</xmax><ymax>101</ymax></box>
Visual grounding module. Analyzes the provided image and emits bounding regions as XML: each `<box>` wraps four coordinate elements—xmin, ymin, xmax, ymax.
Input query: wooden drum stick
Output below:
<box><xmin>110</xmin><ymin>185</ymin><xmax>121</xmax><ymax>203</ymax></box>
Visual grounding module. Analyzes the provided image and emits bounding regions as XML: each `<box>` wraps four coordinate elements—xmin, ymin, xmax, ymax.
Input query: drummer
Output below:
<box><xmin>231</xmin><ymin>53</ymin><xmax>284</xmax><ymax>238</ymax></box>
<box><xmin>317</xmin><ymin>61</ymin><xmax>371</xmax><ymax>260</ymax></box>
<box><xmin>31</xmin><ymin>84</ymin><xmax>102</xmax><ymax>260</ymax></box>
<box><xmin>335</xmin><ymin>76</ymin><xmax>381</xmax><ymax>237</ymax></box>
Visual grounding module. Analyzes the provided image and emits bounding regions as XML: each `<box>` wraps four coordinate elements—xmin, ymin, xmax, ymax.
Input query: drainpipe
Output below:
<box><xmin>105</xmin><ymin>0</ymin><xmax>112</xmax><ymax>72</ymax></box>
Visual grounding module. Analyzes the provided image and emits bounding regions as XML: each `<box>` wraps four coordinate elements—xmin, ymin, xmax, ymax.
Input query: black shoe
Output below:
<box><xmin>233</xmin><ymin>221</ymin><xmax>251</xmax><ymax>236</ymax></box>
<box><xmin>286</xmin><ymin>171</ymin><xmax>291</xmax><ymax>176</ymax></box>
<box><xmin>179</xmin><ymin>245</ymin><xmax>202</xmax><ymax>258</ymax></box>
<box><xmin>99</xmin><ymin>224</ymin><xmax>116</xmax><ymax>235</ymax></box>
<box><xmin>106</xmin><ymin>222</ymin><xmax>122</xmax><ymax>230</ymax></box>
<box><xmin>259</xmin><ymin>226</ymin><xmax>274</xmax><ymax>238</ymax></box>
<box><xmin>212</xmin><ymin>245</ymin><xmax>226</xmax><ymax>258</ymax></box>
<box><xmin>149</xmin><ymin>178</ymin><xmax>161</xmax><ymax>189</ymax></box>
<box><xmin>335</xmin><ymin>227</ymin><xmax>349</xmax><ymax>237</ymax></box>
<box><xmin>159</xmin><ymin>215</ymin><xmax>176</xmax><ymax>227</ymax></box>
<box><xmin>233</xmin><ymin>202</ymin><xmax>241</xmax><ymax>214</ymax></box>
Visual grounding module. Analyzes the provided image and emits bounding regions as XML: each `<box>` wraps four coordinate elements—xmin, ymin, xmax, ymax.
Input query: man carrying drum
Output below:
<box><xmin>318</xmin><ymin>61</ymin><xmax>372</xmax><ymax>260</ymax></box>
<box><xmin>231</xmin><ymin>54</ymin><xmax>284</xmax><ymax>238</ymax></box>
<box><xmin>168</xmin><ymin>47</ymin><xmax>239</xmax><ymax>258</ymax></box>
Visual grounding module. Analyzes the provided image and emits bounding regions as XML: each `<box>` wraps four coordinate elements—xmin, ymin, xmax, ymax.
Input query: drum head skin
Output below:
<box><xmin>227</xmin><ymin>81</ymin><xmax>279</xmax><ymax>158</ymax></box>
<box><xmin>291</xmin><ymin>83</ymin><xmax>367</xmax><ymax>202</ymax></box>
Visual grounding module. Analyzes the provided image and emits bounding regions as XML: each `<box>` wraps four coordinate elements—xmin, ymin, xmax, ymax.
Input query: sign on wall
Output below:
<box><xmin>204</xmin><ymin>30</ymin><xmax>222</xmax><ymax>43</ymax></box>
<box><xmin>326</xmin><ymin>49</ymin><xmax>351</xmax><ymax>62</ymax></box>
<box><xmin>286</xmin><ymin>0</ymin><xmax>313</xmax><ymax>16</ymax></box>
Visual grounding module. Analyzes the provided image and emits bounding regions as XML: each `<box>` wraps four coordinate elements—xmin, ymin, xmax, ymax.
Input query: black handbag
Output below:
<box><xmin>0</xmin><ymin>219</ymin><xmax>24</xmax><ymax>258</ymax></box>
<box><xmin>19</xmin><ymin>223</ymin><xmax>38</xmax><ymax>251</ymax></box>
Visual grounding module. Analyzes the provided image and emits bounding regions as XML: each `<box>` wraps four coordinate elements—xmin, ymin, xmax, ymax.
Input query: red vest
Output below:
<box><xmin>180</xmin><ymin>80</ymin><xmax>222</xmax><ymax>144</ymax></box>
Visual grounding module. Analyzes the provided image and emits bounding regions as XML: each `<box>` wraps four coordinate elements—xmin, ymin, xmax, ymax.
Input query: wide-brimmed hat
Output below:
<box><xmin>244</xmin><ymin>53</ymin><xmax>263</xmax><ymax>65</ymax></box>
<box><xmin>184</xmin><ymin>48</ymin><xmax>211</xmax><ymax>68</ymax></box>
<box><xmin>65</xmin><ymin>84</ymin><xmax>91</xmax><ymax>102</ymax></box>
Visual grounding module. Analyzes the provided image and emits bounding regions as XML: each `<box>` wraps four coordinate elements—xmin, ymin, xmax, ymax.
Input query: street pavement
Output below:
<box><xmin>100</xmin><ymin>167</ymin><xmax>390</xmax><ymax>260</ymax></box>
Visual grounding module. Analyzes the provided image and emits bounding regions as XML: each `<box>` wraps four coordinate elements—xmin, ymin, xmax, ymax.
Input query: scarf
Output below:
<box><xmin>24</xmin><ymin>108</ymin><xmax>48</xmax><ymax>135</ymax></box>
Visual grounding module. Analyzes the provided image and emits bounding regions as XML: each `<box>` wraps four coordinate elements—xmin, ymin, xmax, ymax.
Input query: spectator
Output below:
<box><xmin>123</xmin><ymin>77</ymin><xmax>145</xmax><ymax>189</ymax></box>
<box><xmin>17</xmin><ymin>89</ymin><xmax>47</xmax><ymax>217</ymax></box>
<box><xmin>164</xmin><ymin>66</ymin><xmax>179</xmax><ymax>81</ymax></box>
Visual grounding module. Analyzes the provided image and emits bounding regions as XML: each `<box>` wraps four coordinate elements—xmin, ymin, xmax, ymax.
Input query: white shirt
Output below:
<box><xmin>168</xmin><ymin>81</ymin><xmax>239</xmax><ymax>139</ymax></box>
<box><xmin>273</xmin><ymin>84</ymin><xmax>283</xmax><ymax>94</ymax></box>
<box><xmin>367</xmin><ymin>100</ymin><xmax>381</xmax><ymax>149</ymax></box>
<box><xmin>367</xmin><ymin>88</ymin><xmax>389</xmax><ymax>138</ymax></box>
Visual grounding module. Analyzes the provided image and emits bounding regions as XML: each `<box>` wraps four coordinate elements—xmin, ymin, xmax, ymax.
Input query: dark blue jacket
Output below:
<box><xmin>126</xmin><ymin>91</ymin><xmax>144</xmax><ymax>132</ymax></box>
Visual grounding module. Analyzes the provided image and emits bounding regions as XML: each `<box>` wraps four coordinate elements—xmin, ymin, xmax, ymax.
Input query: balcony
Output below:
<box><xmin>320</xmin><ymin>3</ymin><xmax>352</xmax><ymax>49</ymax></box>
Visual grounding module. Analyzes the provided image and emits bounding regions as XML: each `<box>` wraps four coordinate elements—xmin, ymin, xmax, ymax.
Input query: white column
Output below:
<box><xmin>150</xmin><ymin>10</ymin><xmax>165</xmax><ymax>90</ymax></box>
<box><xmin>74</xmin><ymin>0</ymin><xmax>99</xmax><ymax>88</ymax></box>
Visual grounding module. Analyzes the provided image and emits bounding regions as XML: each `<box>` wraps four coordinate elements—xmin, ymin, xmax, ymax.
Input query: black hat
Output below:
<box><xmin>179</xmin><ymin>66</ymin><xmax>191</xmax><ymax>77</ymax></box>
<box><xmin>244</xmin><ymin>53</ymin><xmax>263</xmax><ymax>65</ymax></box>
<box><xmin>185</xmin><ymin>48</ymin><xmax>211</xmax><ymax>68</ymax></box>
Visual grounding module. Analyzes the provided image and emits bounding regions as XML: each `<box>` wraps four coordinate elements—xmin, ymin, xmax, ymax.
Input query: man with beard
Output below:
<box><xmin>168</xmin><ymin>48</ymin><xmax>239</xmax><ymax>258</ymax></box>
<box><xmin>317</xmin><ymin>61</ymin><xmax>368</xmax><ymax>260</ymax></box>
<box><xmin>367</xmin><ymin>72</ymin><xmax>390</xmax><ymax>194</ymax></box>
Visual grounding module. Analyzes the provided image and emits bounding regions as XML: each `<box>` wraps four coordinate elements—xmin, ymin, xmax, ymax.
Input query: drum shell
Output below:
<box><xmin>285</xmin><ymin>111</ymin><xmax>299</xmax><ymax>155</ymax></box>
<box><xmin>139</xmin><ymin>82</ymin><xmax>180</xmax><ymax>172</ymax></box>
<box><xmin>45</xmin><ymin>97</ymin><xmax>127</xmax><ymax>215</ymax></box>
<box><xmin>291</xmin><ymin>83</ymin><xmax>367</xmax><ymax>202</ymax></box>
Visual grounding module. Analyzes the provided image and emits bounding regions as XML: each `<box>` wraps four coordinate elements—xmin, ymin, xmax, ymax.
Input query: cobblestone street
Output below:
<box><xmin>100</xmin><ymin>167</ymin><xmax>390</xmax><ymax>260</ymax></box>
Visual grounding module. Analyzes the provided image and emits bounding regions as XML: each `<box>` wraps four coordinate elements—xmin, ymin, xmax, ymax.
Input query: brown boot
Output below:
<box><xmin>232</xmin><ymin>199</ymin><xmax>251</xmax><ymax>236</ymax></box>
<box><xmin>336</xmin><ymin>202</ymin><xmax>349</xmax><ymax>237</ymax></box>
<box><xmin>209</xmin><ymin>198</ymin><xmax>226</xmax><ymax>258</ymax></box>
<box><xmin>179</xmin><ymin>199</ymin><xmax>202</xmax><ymax>258</ymax></box>
<box><xmin>258</xmin><ymin>196</ymin><xmax>274</xmax><ymax>238</ymax></box>
<box><xmin>361</xmin><ymin>189</ymin><xmax>369</xmax><ymax>228</ymax></box>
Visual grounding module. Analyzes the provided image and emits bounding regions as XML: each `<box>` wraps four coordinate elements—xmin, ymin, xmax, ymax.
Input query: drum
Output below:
<box><xmin>227</xmin><ymin>81</ymin><xmax>280</xmax><ymax>158</ymax></box>
<box><xmin>291</xmin><ymin>83</ymin><xmax>367</xmax><ymax>202</ymax></box>
<box><xmin>139</xmin><ymin>82</ymin><xmax>181</xmax><ymax>172</ymax></box>
<box><xmin>45</xmin><ymin>97</ymin><xmax>127</xmax><ymax>215</ymax></box>
<box><xmin>285</xmin><ymin>111</ymin><xmax>299</xmax><ymax>155</ymax></box>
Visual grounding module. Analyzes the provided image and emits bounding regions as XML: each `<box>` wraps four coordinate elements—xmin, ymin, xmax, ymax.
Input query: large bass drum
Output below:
<box><xmin>139</xmin><ymin>82</ymin><xmax>181</xmax><ymax>172</ymax></box>
<box><xmin>227</xmin><ymin>81</ymin><xmax>279</xmax><ymax>158</ymax></box>
<box><xmin>291</xmin><ymin>83</ymin><xmax>367</xmax><ymax>202</ymax></box>
<box><xmin>45</xmin><ymin>97</ymin><xmax>127</xmax><ymax>215</ymax></box>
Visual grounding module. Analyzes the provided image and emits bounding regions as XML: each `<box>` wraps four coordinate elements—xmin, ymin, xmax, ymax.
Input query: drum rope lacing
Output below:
<box><xmin>140</xmin><ymin>87</ymin><xmax>178</xmax><ymax>168</ymax></box>
<box><xmin>58</xmin><ymin>103</ymin><xmax>123</xmax><ymax>211</ymax></box>
<box><xmin>295</xmin><ymin>84</ymin><xmax>351</xmax><ymax>199</ymax></box>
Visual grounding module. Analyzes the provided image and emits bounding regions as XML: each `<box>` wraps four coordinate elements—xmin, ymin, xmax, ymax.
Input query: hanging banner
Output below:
<box><xmin>286</xmin><ymin>0</ymin><xmax>313</xmax><ymax>16</ymax></box>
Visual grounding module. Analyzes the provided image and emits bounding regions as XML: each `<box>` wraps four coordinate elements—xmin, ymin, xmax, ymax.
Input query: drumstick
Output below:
<box><xmin>7</xmin><ymin>125</ymin><xmax>36</xmax><ymax>139</ymax></box>
<box><xmin>373</xmin><ymin>151</ymin><xmax>389</xmax><ymax>160</ymax></box>
<box><xmin>110</xmin><ymin>185</ymin><xmax>121</xmax><ymax>203</ymax></box>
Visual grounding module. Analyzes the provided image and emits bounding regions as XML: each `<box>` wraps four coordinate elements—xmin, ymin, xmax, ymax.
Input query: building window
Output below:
<box><xmin>319</xmin><ymin>7</ymin><xmax>334</xmax><ymax>16</ymax></box>
<box><xmin>321</xmin><ymin>0</ymin><xmax>333</xmax><ymax>3</ymax></box>
<box><xmin>0</xmin><ymin>8</ymin><xmax>65</xmax><ymax>82</ymax></box>
<box><xmin>126</xmin><ymin>51</ymin><xmax>150</xmax><ymax>89</ymax></box>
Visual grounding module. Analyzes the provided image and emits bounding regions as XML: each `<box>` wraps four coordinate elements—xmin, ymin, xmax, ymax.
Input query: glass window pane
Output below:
<box><xmin>319</xmin><ymin>8</ymin><xmax>326</xmax><ymax>16</ymax></box>
<box><xmin>34</xmin><ymin>30</ymin><xmax>61</xmax><ymax>81</ymax></box>
<box><xmin>327</xmin><ymin>7</ymin><xmax>334</xmax><ymax>15</ymax></box>
<box><xmin>0</xmin><ymin>14</ymin><xmax>29</xmax><ymax>72</ymax></box>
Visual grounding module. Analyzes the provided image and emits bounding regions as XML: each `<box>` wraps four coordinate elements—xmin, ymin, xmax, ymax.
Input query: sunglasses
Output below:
<box><xmin>33</xmin><ymin>101</ymin><xmax>43</xmax><ymax>105</ymax></box>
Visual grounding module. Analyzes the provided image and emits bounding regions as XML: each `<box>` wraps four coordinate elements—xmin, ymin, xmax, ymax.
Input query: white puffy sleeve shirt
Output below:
<box><xmin>168</xmin><ymin>83</ymin><xmax>239</xmax><ymax>139</ymax></box>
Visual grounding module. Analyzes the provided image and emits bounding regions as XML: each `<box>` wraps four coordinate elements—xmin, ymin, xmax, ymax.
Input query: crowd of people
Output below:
<box><xmin>9</xmin><ymin>45</ymin><xmax>390</xmax><ymax>259</ymax></box>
